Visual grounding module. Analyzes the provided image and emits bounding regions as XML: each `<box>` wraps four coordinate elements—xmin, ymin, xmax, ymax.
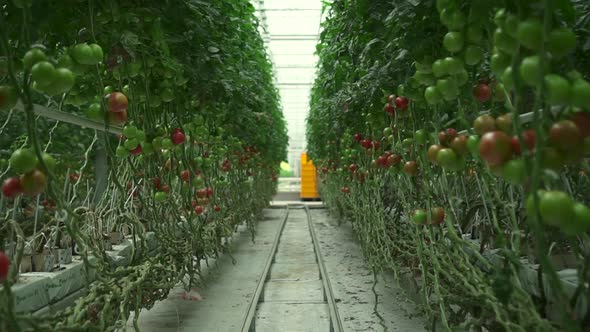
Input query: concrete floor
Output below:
<box><xmin>126</xmin><ymin>207</ymin><xmax>426</xmax><ymax>331</ymax></box>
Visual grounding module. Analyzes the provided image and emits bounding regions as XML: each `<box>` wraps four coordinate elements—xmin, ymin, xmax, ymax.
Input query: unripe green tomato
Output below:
<box><xmin>116</xmin><ymin>146</ymin><xmax>129</xmax><ymax>158</ymax></box>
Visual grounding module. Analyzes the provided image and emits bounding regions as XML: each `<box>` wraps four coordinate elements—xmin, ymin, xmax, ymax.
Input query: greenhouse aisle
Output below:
<box><xmin>126</xmin><ymin>206</ymin><xmax>426</xmax><ymax>331</ymax></box>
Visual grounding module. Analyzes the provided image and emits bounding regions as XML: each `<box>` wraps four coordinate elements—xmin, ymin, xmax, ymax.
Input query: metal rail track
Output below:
<box><xmin>240</xmin><ymin>204</ymin><xmax>343</xmax><ymax>332</ymax></box>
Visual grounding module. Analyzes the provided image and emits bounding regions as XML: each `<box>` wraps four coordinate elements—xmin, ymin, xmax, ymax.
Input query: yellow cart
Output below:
<box><xmin>300</xmin><ymin>152</ymin><xmax>320</xmax><ymax>200</ymax></box>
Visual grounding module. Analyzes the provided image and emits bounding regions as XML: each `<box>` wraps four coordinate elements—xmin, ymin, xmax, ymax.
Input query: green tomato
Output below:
<box><xmin>31</xmin><ymin>61</ymin><xmax>57</xmax><ymax>87</ymax></box>
<box><xmin>544</xmin><ymin>74</ymin><xmax>570</xmax><ymax>106</ymax></box>
<box><xmin>89</xmin><ymin>44</ymin><xmax>104</xmax><ymax>64</ymax></box>
<box><xmin>503</xmin><ymin>14</ymin><xmax>519</xmax><ymax>38</ymax></box>
<box><xmin>443</xmin><ymin>31</ymin><xmax>464</xmax><ymax>53</ymax></box>
<box><xmin>154</xmin><ymin>192</ymin><xmax>168</xmax><ymax>203</ymax></box>
<box><xmin>571</xmin><ymin>79</ymin><xmax>590</xmax><ymax>109</ymax></box>
<box><xmin>136</xmin><ymin>130</ymin><xmax>146</xmax><ymax>142</ymax></box>
<box><xmin>464</xmin><ymin>45</ymin><xmax>483</xmax><ymax>66</ymax></box>
<box><xmin>412</xmin><ymin>209</ymin><xmax>428</xmax><ymax>225</ymax></box>
<box><xmin>436</xmin><ymin>148</ymin><xmax>459</xmax><ymax>169</ymax></box>
<box><xmin>23</xmin><ymin>48</ymin><xmax>47</xmax><ymax>69</ymax></box>
<box><xmin>104</xmin><ymin>85</ymin><xmax>114</xmax><ymax>95</ymax></box>
<box><xmin>454</xmin><ymin>69</ymin><xmax>469</xmax><ymax>86</ymax></box>
<box><xmin>467</xmin><ymin>135</ymin><xmax>480</xmax><ymax>155</ymax></box>
<box><xmin>516</xmin><ymin>19</ymin><xmax>543</xmax><ymax>50</ymax></box>
<box><xmin>443</xmin><ymin>57</ymin><xmax>463</xmax><ymax>74</ymax></box>
<box><xmin>501</xmin><ymin>67</ymin><xmax>515</xmax><ymax>91</ymax></box>
<box><xmin>548</xmin><ymin>27</ymin><xmax>576</xmax><ymax>59</ymax></box>
<box><xmin>142</xmin><ymin>142</ymin><xmax>154</xmax><ymax>155</ymax></box>
<box><xmin>424</xmin><ymin>86</ymin><xmax>443</xmax><ymax>105</ymax></box>
<box><xmin>383</xmin><ymin>127</ymin><xmax>392</xmax><ymax>137</ymax></box>
<box><xmin>494</xmin><ymin>28</ymin><xmax>518</xmax><ymax>55</ymax></box>
<box><xmin>10</xmin><ymin>148</ymin><xmax>37</xmax><ymax>174</ymax></box>
<box><xmin>0</xmin><ymin>85</ymin><xmax>18</xmax><ymax>111</ymax></box>
<box><xmin>402</xmin><ymin>138</ymin><xmax>413</xmax><ymax>147</ymax></box>
<box><xmin>161</xmin><ymin>138</ymin><xmax>173</xmax><ymax>149</ymax></box>
<box><xmin>86</xmin><ymin>103</ymin><xmax>103</xmax><ymax>120</ymax></box>
<box><xmin>565</xmin><ymin>203</ymin><xmax>590</xmax><ymax>235</ymax></box>
<box><xmin>124</xmin><ymin>138</ymin><xmax>140</xmax><ymax>150</ymax></box>
<box><xmin>466</xmin><ymin>26</ymin><xmax>483</xmax><ymax>44</ymax></box>
<box><xmin>539</xmin><ymin>191</ymin><xmax>575</xmax><ymax>227</ymax></box>
<box><xmin>414</xmin><ymin>129</ymin><xmax>427</xmax><ymax>144</ymax></box>
<box><xmin>52</xmin><ymin>68</ymin><xmax>75</xmax><ymax>94</ymax></box>
<box><xmin>501</xmin><ymin>159</ymin><xmax>526</xmax><ymax>185</ymax></box>
<box><xmin>432</xmin><ymin>59</ymin><xmax>447</xmax><ymax>78</ymax></box>
<box><xmin>123</xmin><ymin>125</ymin><xmax>138</xmax><ymax>138</ymax></box>
<box><xmin>491</xmin><ymin>52</ymin><xmax>511</xmax><ymax>76</ymax></box>
<box><xmin>37</xmin><ymin>152</ymin><xmax>56</xmax><ymax>173</ymax></box>
<box><xmin>436</xmin><ymin>78</ymin><xmax>459</xmax><ymax>99</ymax></box>
<box><xmin>161</xmin><ymin>88</ymin><xmax>174</xmax><ymax>102</ymax></box>
<box><xmin>519</xmin><ymin>56</ymin><xmax>544</xmax><ymax>87</ymax></box>
<box><xmin>71</xmin><ymin>44</ymin><xmax>95</xmax><ymax>65</ymax></box>
<box><xmin>116</xmin><ymin>146</ymin><xmax>129</xmax><ymax>158</ymax></box>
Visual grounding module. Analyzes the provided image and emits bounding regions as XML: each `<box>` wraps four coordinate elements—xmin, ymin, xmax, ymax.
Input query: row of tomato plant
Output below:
<box><xmin>307</xmin><ymin>0</ymin><xmax>590</xmax><ymax>330</ymax></box>
<box><xmin>0</xmin><ymin>1</ymin><xmax>287</xmax><ymax>331</ymax></box>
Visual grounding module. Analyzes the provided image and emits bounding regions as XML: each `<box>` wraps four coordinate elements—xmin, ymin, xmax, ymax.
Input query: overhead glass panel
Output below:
<box><xmin>255</xmin><ymin>0</ymin><xmax>321</xmax><ymax>176</ymax></box>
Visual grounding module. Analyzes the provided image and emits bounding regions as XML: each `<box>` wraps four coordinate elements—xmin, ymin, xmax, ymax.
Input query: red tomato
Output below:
<box><xmin>2</xmin><ymin>177</ymin><xmax>23</xmax><ymax>198</ymax></box>
<box><xmin>479</xmin><ymin>131</ymin><xmax>513</xmax><ymax>166</ymax></box>
<box><xmin>428</xmin><ymin>144</ymin><xmax>443</xmax><ymax>164</ymax></box>
<box><xmin>0</xmin><ymin>251</ymin><xmax>9</xmax><ymax>282</ymax></box>
<box><xmin>384</xmin><ymin>103</ymin><xmax>395</xmax><ymax>114</ymax></box>
<box><xmin>107</xmin><ymin>92</ymin><xmax>128</xmax><ymax>113</ymax></box>
<box><xmin>194</xmin><ymin>205</ymin><xmax>204</xmax><ymax>215</ymax></box>
<box><xmin>403</xmin><ymin>161</ymin><xmax>418</xmax><ymax>176</ymax></box>
<box><xmin>450</xmin><ymin>135</ymin><xmax>468</xmax><ymax>155</ymax></box>
<box><xmin>161</xmin><ymin>184</ymin><xmax>171</xmax><ymax>193</ymax></box>
<box><xmin>197</xmin><ymin>188</ymin><xmax>207</xmax><ymax>198</ymax></box>
<box><xmin>571</xmin><ymin>112</ymin><xmax>590</xmax><ymax>138</ymax></box>
<box><xmin>473</xmin><ymin>84</ymin><xmax>491</xmax><ymax>102</ymax></box>
<box><xmin>430</xmin><ymin>207</ymin><xmax>445</xmax><ymax>225</ymax></box>
<box><xmin>206</xmin><ymin>187</ymin><xmax>213</xmax><ymax>197</ymax></box>
<box><xmin>180</xmin><ymin>170</ymin><xmax>190</xmax><ymax>182</ymax></box>
<box><xmin>395</xmin><ymin>96</ymin><xmax>409</xmax><ymax>110</ymax></box>
<box><xmin>214</xmin><ymin>205</ymin><xmax>221</xmax><ymax>212</ymax></box>
<box><xmin>130</xmin><ymin>144</ymin><xmax>142</xmax><ymax>156</ymax></box>
<box><xmin>21</xmin><ymin>169</ymin><xmax>47</xmax><ymax>195</ymax></box>
<box><xmin>349</xmin><ymin>164</ymin><xmax>357</xmax><ymax>172</ymax></box>
<box><xmin>341</xmin><ymin>186</ymin><xmax>350</xmax><ymax>194</ymax></box>
<box><xmin>171</xmin><ymin>130</ymin><xmax>186</xmax><ymax>145</ymax></box>
<box><xmin>549</xmin><ymin>120</ymin><xmax>583</xmax><ymax>151</ymax></box>
<box><xmin>387</xmin><ymin>154</ymin><xmax>401</xmax><ymax>166</ymax></box>
<box><xmin>354</xmin><ymin>133</ymin><xmax>362</xmax><ymax>142</ymax></box>
<box><xmin>473</xmin><ymin>114</ymin><xmax>496</xmax><ymax>135</ymax></box>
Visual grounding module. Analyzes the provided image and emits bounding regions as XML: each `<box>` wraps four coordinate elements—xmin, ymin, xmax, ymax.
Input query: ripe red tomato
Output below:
<box><xmin>478</xmin><ymin>131</ymin><xmax>513</xmax><ymax>166</ymax></box>
<box><xmin>161</xmin><ymin>184</ymin><xmax>171</xmax><ymax>193</ymax></box>
<box><xmin>450</xmin><ymin>135</ymin><xmax>468</xmax><ymax>155</ymax></box>
<box><xmin>395</xmin><ymin>96</ymin><xmax>409</xmax><ymax>110</ymax></box>
<box><xmin>152</xmin><ymin>177</ymin><xmax>161</xmax><ymax>189</ymax></box>
<box><xmin>21</xmin><ymin>169</ymin><xmax>47</xmax><ymax>195</ymax></box>
<box><xmin>108</xmin><ymin>109</ymin><xmax>128</xmax><ymax>125</ymax></box>
<box><xmin>473</xmin><ymin>84</ymin><xmax>491</xmax><ymax>102</ymax></box>
<box><xmin>354</xmin><ymin>133</ymin><xmax>362</xmax><ymax>142</ymax></box>
<box><xmin>361</xmin><ymin>139</ymin><xmax>372</xmax><ymax>149</ymax></box>
<box><xmin>130</xmin><ymin>144</ymin><xmax>142</xmax><ymax>156</ymax></box>
<box><xmin>384</xmin><ymin>103</ymin><xmax>395</xmax><ymax>114</ymax></box>
<box><xmin>180</xmin><ymin>170</ymin><xmax>190</xmax><ymax>182</ymax></box>
<box><xmin>0</xmin><ymin>251</ymin><xmax>9</xmax><ymax>283</ymax></box>
<box><xmin>2</xmin><ymin>177</ymin><xmax>23</xmax><ymax>198</ymax></box>
<box><xmin>194</xmin><ymin>205</ymin><xmax>204</xmax><ymax>215</ymax></box>
<box><xmin>387</xmin><ymin>154</ymin><xmax>401</xmax><ymax>166</ymax></box>
<box><xmin>495</xmin><ymin>113</ymin><xmax>512</xmax><ymax>133</ymax></box>
<box><xmin>403</xmin><ymin>161</ymin><xmax>418</xmax><ymax>176</ymax></box>
<box><xmin>428</xmin><ymin>145</ymin><xmax>443</xmax><ymax>164</ymax></box>
<box><xmin>197</xmin><ymin>188</ymin><xmax>207</xmax><ymax>198</ymax></box>
<box><xmin>107</xmin><ymin>92</ymin><xmax>128</xmax><ymax>113</ymax></box>
<box><xmin>438</xmin><ymin>131</ymin><xmax>449</xmax><ymax>145</ymax></box>
<box><xmin>473</xmin><ymin>115</ymin><xmax>496</xmax><ymax>135</ymax></box>
<box><xmin>571</xmin><ymin>112</ymin><xmax>590</xmax><ymax>138</ymax></box>
<box><xmin>214</xmin><ymin>205</ymin><xmax>221</xmax><ymax>212</ymax></box>
<box><xmin>340</xmin><ymin>186</ymin><xmax>350</xmax><ymax>194</ymax></box>
<box><xmin>549</xmin><ymin>120</ymin><xmax>583</xmax><ymax>151</ymax></box>
<box><xmin>206</xmin><ymin>187</ymin><xmax>213</xmax><ymax>197</ymax></box>
<box><xmin>172</xmin><ymin>131</ymin><xmax>186</xmax><ymax>145</ymax></box>
<box><xmin>430</xmin><ymin>207</ymin><xmax>445</xmax><ymax>225</ymax></box>
<box><xmin>511</xmin><ymin>129</ymin><xmax>536</xmax><ymax>155</ymax></box>
<box><xmin>349</xmin><ymin>164</ymin><xmax>358</xmax><ymax>172</ymax></box>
